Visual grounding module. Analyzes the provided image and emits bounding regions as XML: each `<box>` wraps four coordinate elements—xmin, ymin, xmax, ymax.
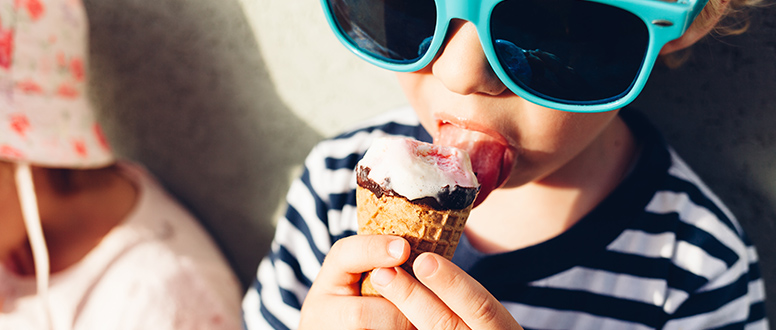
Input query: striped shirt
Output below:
<box><xmin>242</xmin><ymin>106</ymin><xmax>768</xmax><ymax>330</ymax></box>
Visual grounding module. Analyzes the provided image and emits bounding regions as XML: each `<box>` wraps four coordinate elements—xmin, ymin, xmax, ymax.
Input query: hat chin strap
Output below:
<box><xmin>14</xmin><ymin>163</ymin><xmax>55</xmax><ymax>330</ymax></box>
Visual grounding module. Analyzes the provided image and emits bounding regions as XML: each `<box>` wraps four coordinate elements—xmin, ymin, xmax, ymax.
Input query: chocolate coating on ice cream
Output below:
<box><xmin>357</xmin><ymin>166</ymin><xmax>479</xmax><ymax>210</ymax></box>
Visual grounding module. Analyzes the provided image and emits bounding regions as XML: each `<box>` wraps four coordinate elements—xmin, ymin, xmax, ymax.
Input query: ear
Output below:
<box><xmin>660</xmin><ymin>27</ymin><xmax>709</xmax><ymax>55</ymax></box>
<box><xmin>659</xmin><ymin>1</ymin><xmax>729</xmax><ymax>55</ymax></box>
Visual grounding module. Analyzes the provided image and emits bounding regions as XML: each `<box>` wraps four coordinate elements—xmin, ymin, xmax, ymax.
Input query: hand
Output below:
<box><xmin>370</xmin><ymin>252</ymin><xmax>524</xmax><ymax>330</ymax></box>
<box><xmin>298</xmin><ymin>235</ymin><xmax>416</xmax><ymax>330</ymax></box>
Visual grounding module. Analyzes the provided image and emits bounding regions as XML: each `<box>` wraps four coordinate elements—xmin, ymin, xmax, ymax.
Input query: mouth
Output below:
<box><xmin>433</xmin><ymin>119</ymin><xmax>516</xmax><ymax>207</ymax></box>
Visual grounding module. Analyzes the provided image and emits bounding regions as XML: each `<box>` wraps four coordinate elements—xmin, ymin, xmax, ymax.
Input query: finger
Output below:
<box><xmin>316</xmin><ymin>235</ymin><xmax>409</xmax><ymax>292</ymax></box>
<box><xmin>338</xmin><ymin>296</ymin><xmax>416</xmax><ymax>330</ymax></box>
<box><xmin>371</xmin><ymin>266</ymin><xmax>470</xmax><ymax>330</ymax></box>
<box><xmin>301</xmin><ymin>295</ymin><xmax>415</xmax><ymax>330</ymax></box>
<box><xmin>413</xmin><ymin>253</ymin><xmax>524</xmax><ymax>330</ymax></box>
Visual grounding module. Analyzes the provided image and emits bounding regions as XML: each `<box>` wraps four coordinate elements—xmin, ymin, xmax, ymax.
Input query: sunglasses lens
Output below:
<box><xmin>327</xmin><ymin>0</ymin><xmax>437</xmax><ymax>64</ymax></box>
<box><xmin>491</xmin><ymin>0</ymin><xmax>649</xmax><ymax>104</ymax></box>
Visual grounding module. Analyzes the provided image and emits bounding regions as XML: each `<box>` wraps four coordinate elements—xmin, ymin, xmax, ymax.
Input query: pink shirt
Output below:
<box><xmin>0</xmin><ymin>162</ymin><xmax>242</xmax><ymax>330</ymax></box>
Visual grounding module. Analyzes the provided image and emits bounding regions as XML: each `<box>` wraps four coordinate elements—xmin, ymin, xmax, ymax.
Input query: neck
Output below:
<box><xmin>3</xmin><ymin>164</ymin><xmax>138</xmax><ymax>276</ymax></box>
<box><xmin>465</xmin><ymin>116</ymin><xmax>638</xmax><ymax>254</ymax></box>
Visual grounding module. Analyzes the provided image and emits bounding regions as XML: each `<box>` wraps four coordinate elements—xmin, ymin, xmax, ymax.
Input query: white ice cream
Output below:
<box><xmin>357</xmin><ymin>137</ymin><xmax>479</xmax><ymax>201</ymax></box>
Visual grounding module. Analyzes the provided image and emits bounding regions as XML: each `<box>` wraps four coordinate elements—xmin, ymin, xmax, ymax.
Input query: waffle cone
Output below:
<box><xmin>356</xmin><ymin>185</ymin><xmax>472</xmax><ymax>296</ymax></box>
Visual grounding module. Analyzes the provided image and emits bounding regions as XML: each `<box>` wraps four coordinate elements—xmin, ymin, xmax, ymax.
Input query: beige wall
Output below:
<box><xmin>83</xmin><ymin>0</ymin><xmax>774</xmax><ymax>325</ymax></box>
<box><xmin>84</xmin><ymin>0</ymin><xmax>405</xmax><ymax>291</ymax></box>
<box><xmin>238</xmin><ymin>0</ymin><xmax>407</xmax><ymax>137</ymax></box>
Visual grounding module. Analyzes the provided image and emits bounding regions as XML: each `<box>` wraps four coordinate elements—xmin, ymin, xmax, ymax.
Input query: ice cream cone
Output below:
<box><xmin>357</xmin><ymin>185</ymin><xmax>473</xmax><ymax>296</ymax></box>
<box><xmin>354</xmin><ymin>137</ymin><xmax>479</xmax><ymax>296</ymax></box>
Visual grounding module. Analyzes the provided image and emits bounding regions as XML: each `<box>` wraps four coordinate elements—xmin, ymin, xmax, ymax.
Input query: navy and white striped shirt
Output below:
<box><xmin>242</xmin><ymin>107</ymin><xmax>768</xmax><ymax>329</ymax></box>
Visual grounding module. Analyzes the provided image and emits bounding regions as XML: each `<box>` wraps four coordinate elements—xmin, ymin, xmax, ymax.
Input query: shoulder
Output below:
<box><xmin>636</xmin><ymin>151</ymin><xmax>768</xmax><ymax>328</ymax></box>
<box><xmin>75</xmin><ymin>237</ymin><xmax>242</xmax><ymax>330</ymax></box>
<box><xmin>72</xmin><ymin>162</ymin><xmax>243</xmax><ymax>329</ymax></box>
<box><xmin>621</xmin><ymin>109</ymin><xmax>749</xmax><ymax>243</ymax></box>
<box><xmin>619</xmin><ymin>109</ymin><xmax>759</xmax><ymax>295</ymax></box>
<box><xmin>650</xmin><ymin>149</ymin><xmax>748</xmax><ymax>247</ymax></box>
<box><xmin>626</xmin><ymin>143</ymin><xmax>764</xmax><ymax>314</ymax></box>
<box><xmin>604</xmin><ymin>120</ymin><xmax>766</xmax><ymax>325</ymax></box>
<box><xmin>644</xmin><ymin>149</ymin><xmax>756</xmax><ymax>281</ymax></box>
<box><xmin>115</xmin><ymin>162</ymin><xmax>237</xmax><ymax>272</ymax></box>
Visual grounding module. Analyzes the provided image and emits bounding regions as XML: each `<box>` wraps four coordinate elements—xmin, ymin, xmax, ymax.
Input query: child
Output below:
<box><xmin>242</xmin><ymin>0</ymin><xmax>768</xmax><ymax>328</ymax></box>
<box><xmin>0</xmin><ymin>0</ymin><xmax>242</xmax><ymax>328</ymax></box>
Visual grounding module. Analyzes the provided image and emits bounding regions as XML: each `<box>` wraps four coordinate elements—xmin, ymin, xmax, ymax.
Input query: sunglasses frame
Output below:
<box><xmin>321</xmin><ymin>0</ymin><xmax>709</xmax><ymax>112</ymax></box>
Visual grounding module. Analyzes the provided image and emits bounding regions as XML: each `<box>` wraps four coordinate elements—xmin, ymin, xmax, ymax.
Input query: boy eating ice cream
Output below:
<box><xmin>243</xmin><ymin>0</ymin><xmax>768</xmax><ymax>328</ymax></box>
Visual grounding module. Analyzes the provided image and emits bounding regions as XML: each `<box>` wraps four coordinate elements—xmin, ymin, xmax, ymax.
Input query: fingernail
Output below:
<box><xmin>414</xmin><ymin>254</ymin><xmax>438</xmax><ymax>278</ymax></box>
<box><xmin>387</xmin><ymin>239</ymin><xmax>405</xmax><ymax>259</ymax></box>
<box><xmin>371</xmin><ymin>267</ymin><xmax>397</xmax><ymax>286</ymax></box>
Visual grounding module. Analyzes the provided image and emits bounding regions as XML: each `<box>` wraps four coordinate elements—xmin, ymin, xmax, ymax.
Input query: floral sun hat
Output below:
<box><xmin>0</xmin><ymin>0</ymin><xmax>113</xmax><ymax>169</ymax></box>
<box><xmin>1</xmin><ymin>1</ymin><xmax>111</xmax><ymax>327</ymax></box>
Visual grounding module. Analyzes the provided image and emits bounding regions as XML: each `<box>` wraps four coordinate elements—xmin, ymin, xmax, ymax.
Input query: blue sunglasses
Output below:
<box><xmin>321</xmin><ymin>0</ymin><xmax>708</xmax><ymax>112</ymax></box>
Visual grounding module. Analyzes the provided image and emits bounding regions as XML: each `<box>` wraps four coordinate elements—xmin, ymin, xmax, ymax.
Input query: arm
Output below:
<box><xmin>242</xmin><ymin>121</ymin><xmax>526</xmax><ymax>329</ymax></box>
<box><xmin>242</xmin><ymin>168</ymin><xmax>524</xmax><ymax>330</ymax></box>
<box><xmin>241</xmin><ymin>175</ymin><xmax>329</xmax><ymax>329</ymax></box>
<box><xmin>298</xmin><ymin>235</ymin><xmax>526</xmax><ymax>330</ymax></box>
<box><xmin>75</xmin><ymin>250</ymin><xmax>242</xmax><ymax>330</ymax></box>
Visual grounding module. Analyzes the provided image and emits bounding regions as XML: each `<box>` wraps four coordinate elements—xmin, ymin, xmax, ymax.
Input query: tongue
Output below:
<box><xmin>435</xmin><ymin>125</ymin><xmax>513</xmax><ymax>207</ymax></box>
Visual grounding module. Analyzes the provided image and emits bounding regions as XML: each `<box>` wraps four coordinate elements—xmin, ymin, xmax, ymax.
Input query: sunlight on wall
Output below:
<box><xmin>237</xmin><ymin>0</ymin><xmax>407</xmax><ymax>137</ymax></box>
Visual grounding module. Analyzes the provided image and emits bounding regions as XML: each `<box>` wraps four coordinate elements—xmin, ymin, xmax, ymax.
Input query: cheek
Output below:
<box><xmin>395</xmin><ymin>72</ymin><xmax>427</xmax><ymax>107</ymax></box>
<box><xmin>512</xmin><ymin>119</ymin><xmax>580</xmax><ymax>170</ymax></box>
<box><xmin>518</xmin><ymin>111</ymin><xmax>604</xmax><ymax>150</ymax></box>
<box><xmin>396</xmin><ymin>72</ymin><xmax>439</xmax><ymax>133</ymax></box>
<box><xmin>508</xmin><ymin>111</ymin><xmax>619</xmax><ymax>176</ymax></box>
<box><xmin>0</xmin><ymin>182</ymin><xmax>25</xmax><ymax>245</ymax></box>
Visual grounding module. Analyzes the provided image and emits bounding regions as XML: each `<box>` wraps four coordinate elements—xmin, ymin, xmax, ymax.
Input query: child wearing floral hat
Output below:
<box><xmin>0</xmin><ymin>0</ymin><xmax>242</xmax><ymax>328</ymax></box>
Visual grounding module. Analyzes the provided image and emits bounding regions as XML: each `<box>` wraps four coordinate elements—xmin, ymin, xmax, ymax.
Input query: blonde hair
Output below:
<box><xmin>661</xmin><ymin>0</ymin><xmax>764</xmax><ymax>67</ymax></box>
<box><xmin>701</xmin><ymin>0</ymin><xmax>764</xmax><ymax>35</ymax></box>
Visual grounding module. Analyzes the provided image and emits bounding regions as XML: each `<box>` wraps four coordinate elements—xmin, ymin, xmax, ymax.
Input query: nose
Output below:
<box><xmin>431</xmin><ymin>20</ymin><xmax>507</xmax><ymax>96</ymax></box>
